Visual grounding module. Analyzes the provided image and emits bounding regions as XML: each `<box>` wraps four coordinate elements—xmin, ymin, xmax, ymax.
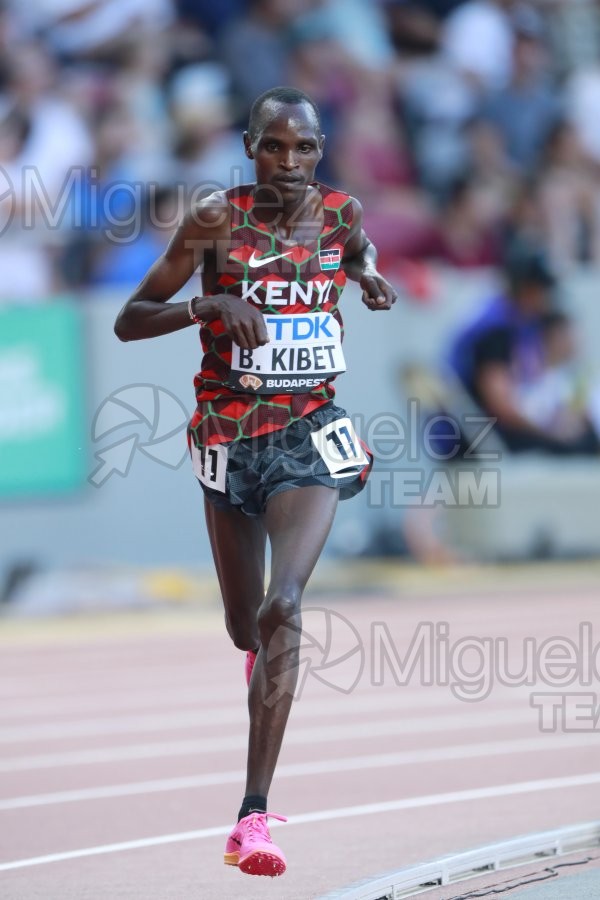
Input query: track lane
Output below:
<box><xmin>1</xmin><ymin>579</ymin><xmax>599</xmax><ymax>898</ymax></box>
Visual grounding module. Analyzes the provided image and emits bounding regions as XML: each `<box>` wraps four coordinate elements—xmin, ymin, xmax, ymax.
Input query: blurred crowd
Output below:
<box><xmin>2</xmin><ymin>0</ymin><xmax>600</xmax><ymax>299</ymax></box>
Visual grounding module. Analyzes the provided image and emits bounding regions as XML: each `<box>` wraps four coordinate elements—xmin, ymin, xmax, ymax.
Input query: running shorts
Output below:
<box><xmin>188</xmin><ymin>402</ymin><xmax>372</xmax><ymax>517</ymax></box>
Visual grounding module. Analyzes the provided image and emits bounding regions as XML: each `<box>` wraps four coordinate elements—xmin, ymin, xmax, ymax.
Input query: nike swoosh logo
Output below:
<box><xmin>247</xmin><ymin>250</ymin><xmax>294</xmax><ymax>268</ymax></box>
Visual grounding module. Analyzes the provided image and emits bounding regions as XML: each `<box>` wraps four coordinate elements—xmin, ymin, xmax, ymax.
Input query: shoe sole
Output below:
<box><xmin>224</xmin><ymin>850</ymin><xmax>286</xmax><ymax>876</ymax></box>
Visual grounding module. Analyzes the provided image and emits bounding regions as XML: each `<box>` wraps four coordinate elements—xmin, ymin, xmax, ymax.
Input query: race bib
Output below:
<box><xmin>190</xmin><ymin>442</ymin><xmax>227</xmax><ymax>493</ymax></box>
<box><xmin>228</xmin><ymin>312</ymin><xmax>346</xmax><ymax>394</ymax></box>
<box><xmin>311</xmin><ymin>417</ymin><xmax>368</xmax><ymax>477</ymax></box>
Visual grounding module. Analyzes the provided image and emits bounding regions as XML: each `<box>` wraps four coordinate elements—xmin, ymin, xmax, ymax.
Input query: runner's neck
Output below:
<box><xmin>250</xmin><ymin>184</ymin><xmax>324</xmax><ymax>245</ymax></box>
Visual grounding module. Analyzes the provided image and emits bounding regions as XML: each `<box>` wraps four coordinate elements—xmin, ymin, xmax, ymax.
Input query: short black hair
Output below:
<box><xmin>540</xmin><ymin>310</ymin><xmax>571</xmax><ymax>334</ymax></box>
<box><xmin>247</xmin><ymin>87</ymin><xmax>321</xmax><ymax>141</ymax></box>
<box><xmin>504</xmin><ymin>245</ymin><xmax>557</xmax><ymax>289</ymax></box>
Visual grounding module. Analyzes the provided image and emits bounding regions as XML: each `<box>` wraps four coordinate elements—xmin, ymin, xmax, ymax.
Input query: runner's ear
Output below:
<box><xmin>243</xmin><ymin>132</ymin><xmax>254</xmax><ymax>159</ymax></box>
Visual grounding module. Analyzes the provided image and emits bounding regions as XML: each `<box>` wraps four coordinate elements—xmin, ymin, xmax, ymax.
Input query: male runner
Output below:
<box><xmin>115</xmin><ymin>87</ymin><xmax>396</xmax><ymax>877</ymax></box>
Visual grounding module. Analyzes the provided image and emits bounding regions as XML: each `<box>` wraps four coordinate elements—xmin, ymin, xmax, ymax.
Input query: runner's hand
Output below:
<box><xmin>217</xmin><ymin>296</ymin><xmax>270</xmax><ymax>349</ymax></box>
<box><xmin>360</xmin><ymin>273</ymin><xmax>397</xmax><ymax>311</ymax></box>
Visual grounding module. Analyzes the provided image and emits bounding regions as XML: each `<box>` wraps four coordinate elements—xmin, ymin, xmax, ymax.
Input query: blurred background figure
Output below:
<box><xmin>515</xmin><ymin>310</ymin><xmax>600</xmax><ymax>444</ymax></box>
<box><xmin>449</xmin><ymin>246</ymin><xmax>600</xmax><ymax>454</ymax></box>
<box><xmin>170</xmin><ymin>61</ymin><xmax>253</xmax><ymax>190</ymax></box>
<box><xmin>89</xmin><ymin>185</ymin><xmax>180</xmax><ymax>286</ymax></box>
<box><xmin>537</xmin><ymin>120</ymin><xmax>600</xmax><ymax>268</ymax></box>
<box><xmin>441</xmin><ymin>0</ymin><xmax>521</xmax><ymax>93</ymax></box>
<box><xmin>12</xmin><ymin>0</ymin><xmax>175</xmax><ymax>63</ymax></box>
<box><xmin>220</xmin><ymin>0</ymin><xmax>307</xmax><ymax>114</ymax></box>
<box><xmin>478</xmin><ymin>5</ymin><xmax>561</xmax><ymax>175</ymax></box>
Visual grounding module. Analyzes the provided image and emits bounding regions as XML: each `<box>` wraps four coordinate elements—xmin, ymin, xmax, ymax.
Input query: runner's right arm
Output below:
<box><xmin>114</xmin><ymin>194</ymin><xmax>269</xmax><ymax>349</ymax></box>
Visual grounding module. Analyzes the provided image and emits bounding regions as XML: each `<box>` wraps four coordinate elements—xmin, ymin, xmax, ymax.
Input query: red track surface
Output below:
<box><xmin>1</xmin><ymin>574</ymin><xmax>599</xmax><ymax>899</ymax></box>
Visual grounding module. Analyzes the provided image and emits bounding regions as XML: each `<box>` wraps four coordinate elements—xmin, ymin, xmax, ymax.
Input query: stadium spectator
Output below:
<box><xmin>421</xmin><ymin>174</ymin><xmax>503</xmax><ymax>267</ymax></box>
<box><xmin>300</xmin><ymin>0</ymin><xmax>396</xmax><ymax>72</ymax></box>
<box><xmin>170</xmin><ymin>63</ymin><xmax>253</xmax><ymax>191</ymax></box>
<box><xmin>515</xmin><ymin>310</ymin><xmax>600</xmax><ymax>447</ymax></box>
<box><xmin>0</xmin><ymin>41</ymin><xmax>93</xmax><ymax>297</ymax></box>
<box><xmin>383</xmin><ymin>2</ymin><xmax>441</xmax><ymax>56</ymax></box>
<box><xmin>449</xmin><ymin>246</ymin><xmax>600</xmax><ymax>454</ymax></box>
<box><xmin>465</xmin><ymin>117</ymin><xmax>519</xmax><ymax>225</ymax></box>
<box><xmin>0</xmin><ymin>104</ymin><xmax>53</xmax><ymax>300</ymax></box>
<box><xmin>90</xmin><ymin>186</ymin><xmax>178</xmax><ymax>286</ymax></box>
<box><xmin>479</xmin><ymin>7</ymin><xmax>562</xmax><ymax>173</ymax></box>
<box><xmin>442</xmin><ymin>0</ymin><xmax>518</xmax><ymax>92</ymax></box>
<box><xmin>12</xmin><ymin>0</ymin><xmax>175</xmax><ymax>63</ymax></box>
<box><xmin>383</xmin><ymin>0</ymin><xmax>467</xmax><ymax>56</ymax></box>
<box><xmin>538</xmin><ymin>120</ymin><xmax>600</xmax><ymax>267</ymax></box>
<box><xmin>501</xmin><ymin>177</ymin><xmax>546</xmax><ymax>260</ymax></box>
<box><xmin>108</xmin><ymin>35</ymin><xmax>173</xmax><ymax>182</ymax></box>
<box><xmin>174</xmin><ymin>0</ymin><xmax>247</xmax><ymax>39</ymax></box>
<box><xmin>219</xmin><ymin>0</ymin><xmax>306</xmax><ymax>115</ymax></box>
<box><xmin>545</xmin><ymin>0</ymin><xmax>600</xmax><ymax>75</ymax></box>
<box><xmin>564</xmin><ymin>64</ymin><xmax>600</xmax><ymax>166</ymax></box>
<box><xmin>398</xmin><ymin>50</ymin><xmax>477</xmax><ymax>199</ymax></box>
<box><xmin>57</xmin><ymin>95</ymin><xmax>148</xmax><ymax>287</ymax></box>
<box><xmin>286</xmin><ymin>22</ymin><xmax>359</xmax><ymax>185</ymax></box>
<box><xmin>329</xmin><ymin>80</ymin><xmax>434</xmax><ymax>265</ymax></box>
<box><xmin>3</xmin><ymin>41</ymin><xmax>93</xmax><ymax>197</ymax></box>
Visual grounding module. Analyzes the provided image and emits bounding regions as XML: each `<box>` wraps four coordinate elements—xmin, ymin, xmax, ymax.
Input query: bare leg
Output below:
<box><xmin>204</xmin><ymin>497</ymin><xmax>267</xmax><ymax>651</ymax></box>
<box><xmin>245</xmin><ymin>485</ymin><xmax>339</xmax><ymax>798</ymax></box>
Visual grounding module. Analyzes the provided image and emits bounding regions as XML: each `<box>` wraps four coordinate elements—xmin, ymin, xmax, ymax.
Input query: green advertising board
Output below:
<box><xmin>0</xmin><ymin>303</ymin><xmax>86</xmax><ymax>497</ymax></box>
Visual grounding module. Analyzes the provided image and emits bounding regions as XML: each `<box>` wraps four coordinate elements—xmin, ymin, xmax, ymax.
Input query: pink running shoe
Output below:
<box><xmin>223</xmin><ymin>811</ymin><xmax>287</xmax><ymax>876</ymax></box>
<box><xmin>245</xmin><ymin>649</ymin><xmax>257</xmax><ymax>686</ymax></box>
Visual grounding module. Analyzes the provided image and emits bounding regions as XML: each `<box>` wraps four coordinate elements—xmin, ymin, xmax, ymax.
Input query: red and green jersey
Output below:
<box><xmin>188</xmin><ymin>182</ymin><xmax>355</xmax><ymax>446</ymax></box>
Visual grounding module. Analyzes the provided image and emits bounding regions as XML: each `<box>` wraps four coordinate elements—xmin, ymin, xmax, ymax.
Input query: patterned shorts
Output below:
<box><xmin>188</xmin><ymin>402</ymin><xmax>372</xmax><ymax>517</ymax></box>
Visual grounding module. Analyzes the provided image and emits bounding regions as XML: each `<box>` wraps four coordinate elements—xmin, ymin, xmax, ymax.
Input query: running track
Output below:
<box><xmin>1</xmin><ymin>566</ymin><xmax>599</xmax><ymax>899</ymax></box>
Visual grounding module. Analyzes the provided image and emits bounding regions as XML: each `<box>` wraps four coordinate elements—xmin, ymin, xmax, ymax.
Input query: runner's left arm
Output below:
<box><xmin>342</xmin><ymin>199</ymin><xmax>397</xmax><ymax>311</ymax></box>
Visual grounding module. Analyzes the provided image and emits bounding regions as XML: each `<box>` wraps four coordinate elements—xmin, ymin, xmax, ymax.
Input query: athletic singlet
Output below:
<box><xmin>188</xmin><ymin>182</ymin><xmax>354</xmax><ymax>447</ymax></box>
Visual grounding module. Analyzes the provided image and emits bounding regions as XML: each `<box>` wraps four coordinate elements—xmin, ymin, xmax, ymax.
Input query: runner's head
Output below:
<box><xmin>504</xmin><ymin>246</ymin><xmax>557</xmax><ymax>317</ymax></box>
<box><xmin>244</xmin><ymin>87</ymin><xmax>325</xmax><ymax>195</ymax></box>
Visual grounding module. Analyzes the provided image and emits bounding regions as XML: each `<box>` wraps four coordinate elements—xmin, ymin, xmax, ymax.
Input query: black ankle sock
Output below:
<box><xmin>238</xmin><ymin>794</ymin><xmax>267</xmax><ymax>821</ymax></box>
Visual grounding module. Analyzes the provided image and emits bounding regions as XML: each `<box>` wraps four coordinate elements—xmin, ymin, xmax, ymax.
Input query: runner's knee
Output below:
<box><xmin>257</xmin><ymin>591</ymin><xmax>301</xmax><ymax>639</ymax></box>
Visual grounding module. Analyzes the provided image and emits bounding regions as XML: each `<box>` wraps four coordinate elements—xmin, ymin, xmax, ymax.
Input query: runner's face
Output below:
<box><xmin>245</xmin><ymin>103</ymin><xmax>324</xmax><ymax>197</ymax></box>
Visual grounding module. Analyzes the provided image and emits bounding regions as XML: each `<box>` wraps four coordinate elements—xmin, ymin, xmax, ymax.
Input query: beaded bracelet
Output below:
<box><xmin>188</xmin><ymin>297</ymin><xmax>204</xmax><ymax>326</ymax></box>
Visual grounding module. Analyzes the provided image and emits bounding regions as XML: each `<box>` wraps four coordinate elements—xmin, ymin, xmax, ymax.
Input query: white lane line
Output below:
<box><xmin>0</xmin><ymin>679</ymin><xmax>480</xmax><ymax>722</ymax></box>
<box><xmin>0</xmin><ymin>687</ymin><xmax>534</xmax><ymax>744</ymax></box>
<box><xmin>0</xmin><ymin>664</ymin><xmax>220</xmax><ymax>695</ymax></box>
<box><xmin>0</xmin><ymin>706</ymin><xmax>537</xmax><ymax>772</ymax></box>
<box><xmin>0</xmin><ymin>686</ymin><xmax>249</xmax><ymax>721</ymax></box>
<box><xmin>0</xmin><ymin>708</ymin><xmax>246</xmax><ymax>743</ymax></box>
<box><xmin>0</xmin><ymin>733</ymin><xmax>595</xmax><ymax>811</ymax></box>
<box><xmin>1</xmin><ymin>772</ymin><xmax>600</xmax><ymax>872</ymax></box>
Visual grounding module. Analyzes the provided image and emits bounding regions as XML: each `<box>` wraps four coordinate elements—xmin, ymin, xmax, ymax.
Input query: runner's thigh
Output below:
<box><xmin>265</xmin><ymin>485</ymin><xmax>339</xmax><ymax>596</ymax></box>
<box><xmin>204</xmin><ymin>497</ymin><xmax>267</xmax><ymax>627</ymax></box>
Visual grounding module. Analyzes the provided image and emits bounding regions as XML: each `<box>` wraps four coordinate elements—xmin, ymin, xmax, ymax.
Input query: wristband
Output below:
<box><xmin>188</xmin><ymin>297</ymin><xmax>204</xmax><ymax>326</ymax></box>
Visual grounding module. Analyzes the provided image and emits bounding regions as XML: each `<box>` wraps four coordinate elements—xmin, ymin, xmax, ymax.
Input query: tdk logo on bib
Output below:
<box><xmin>266</xmin><ymin>315</ymin><xmax>334</xmax><ymax>341</ymax></box>
<box><xmin>228</xmin><ymin>312</ymin><xmax>346</xmax><ymax>395</ymax></box>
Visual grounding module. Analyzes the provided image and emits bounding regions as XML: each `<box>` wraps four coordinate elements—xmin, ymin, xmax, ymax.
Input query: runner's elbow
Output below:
<box><xmin>114</xmin><ymin>306</ymin><xmax>134</xmax><ymax>341</ymax></box>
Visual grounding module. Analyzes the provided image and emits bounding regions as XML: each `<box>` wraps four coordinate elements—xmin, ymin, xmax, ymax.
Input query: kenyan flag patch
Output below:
<box><xmin>319</xmin><ymin>248</ymin><xmax>341</xmax><ymax>272</ymax></box>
